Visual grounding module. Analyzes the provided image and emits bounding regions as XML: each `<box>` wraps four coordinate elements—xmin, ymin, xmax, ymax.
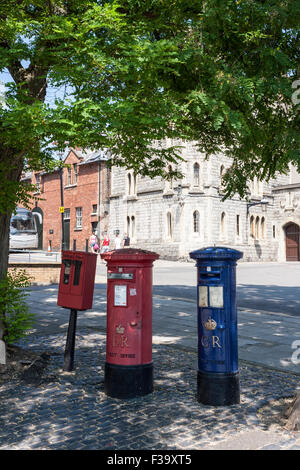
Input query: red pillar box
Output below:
<box><xmin>101</xmin><ymin>248</ymin><xmax>159</xmax><ymax>398</ymax></box>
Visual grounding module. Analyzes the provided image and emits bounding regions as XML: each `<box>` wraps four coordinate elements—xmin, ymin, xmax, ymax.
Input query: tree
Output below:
<box><xmin>0</xmin><ymin>0</ymin><xmax>299</xmax><ymax>426</ymax></box>
<box><xmin>0</xmin><ymin>0</ymin><xmax>299</xmax><ymax>272</ymax></box>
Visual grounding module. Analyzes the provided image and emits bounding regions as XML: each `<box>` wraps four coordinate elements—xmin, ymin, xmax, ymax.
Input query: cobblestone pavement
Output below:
<box><xmin>0</xmin><ymin>331</ymin><xmax>299</xmax><ymax>450</ymax></box>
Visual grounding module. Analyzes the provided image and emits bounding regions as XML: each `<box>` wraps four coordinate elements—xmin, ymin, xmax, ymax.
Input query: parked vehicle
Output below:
<box><xmin>9</xmin><ymin>207</ymin><xmax>38</xmax><ymax>250</ymax></box>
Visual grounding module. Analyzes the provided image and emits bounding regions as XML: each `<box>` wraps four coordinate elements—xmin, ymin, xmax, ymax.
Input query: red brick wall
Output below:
<box><xmin>26</xmin><ymin>150</ymin><xmax>109</xmax><ymax>252</ymax></box>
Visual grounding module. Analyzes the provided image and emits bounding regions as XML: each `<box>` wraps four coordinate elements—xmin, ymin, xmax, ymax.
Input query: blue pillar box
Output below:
<box><xmin>189</xmin><ymin>246</ymin><xmax>243</xmax><ymax>406</ymax></box>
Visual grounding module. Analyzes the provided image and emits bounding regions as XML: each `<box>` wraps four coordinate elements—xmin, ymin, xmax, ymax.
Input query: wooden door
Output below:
<box><xmin>285</xmin><ymin>223</ymin><xmax>300</xmax><ymax>261</ymax></box>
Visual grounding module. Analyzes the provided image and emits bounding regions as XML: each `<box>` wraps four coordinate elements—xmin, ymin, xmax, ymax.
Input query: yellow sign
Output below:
<box><xmin>59</xmin><ymin>207</ymin><xmax>64</xmax><ymax>213</ymax></box>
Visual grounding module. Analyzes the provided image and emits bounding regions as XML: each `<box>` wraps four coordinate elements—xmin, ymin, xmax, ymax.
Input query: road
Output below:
<box><xmin>9</xmin><ymin>251</ymin><xmax>300</xmax><ymax>316</ymax></box>
<box><xmin>99</xmin><ymin>258</ymin><xmax>300</xmax><ymax>317</ymax></box>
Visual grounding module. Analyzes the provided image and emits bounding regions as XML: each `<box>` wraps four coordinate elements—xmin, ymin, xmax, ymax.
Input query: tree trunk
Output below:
<box><xmin>0</xmin><ymin>212</ymin><xmax>10</xmax><ymax>281</ymax></box>
<box><xmin>0</xmin><ymin>148</ymin><xmax>24</xmax><ymax>348</ymax></box>
<box><xmin>0</xmin><ymin>212</ymin><xmax>10</xmax><ymax>364</ymax></box>
<box><xmin>285</xmin><ymin>392</ymin><xmax>300</xmax><ymax>431</ymax></box>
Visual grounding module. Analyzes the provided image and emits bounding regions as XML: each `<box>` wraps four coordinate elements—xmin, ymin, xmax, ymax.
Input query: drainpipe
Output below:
<box><xmin>59</xmin><ymin>151</ymin><xmax>65</xmax><ymax>251</ymax></box>
<box><xmin>98</xmin><ymin>159</ymin><xmax>101</xmax><ymax>237</ymax></box>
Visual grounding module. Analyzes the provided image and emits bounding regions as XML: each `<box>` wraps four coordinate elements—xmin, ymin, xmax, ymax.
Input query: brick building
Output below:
<box><xmin>25</xmin><ymin>148</ymin><xmax>110</xmax><ymax>252</ymax></box>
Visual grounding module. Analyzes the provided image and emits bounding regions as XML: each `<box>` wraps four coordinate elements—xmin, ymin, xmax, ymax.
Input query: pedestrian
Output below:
<box><xmin>89</xmin><ymin>232</ymin><xmax>98</xmax><ymax>253</ymax></box>
<box><xmin>114</xmin><ymin>232</ymin><xmax>122</xmax><ymax>250</ymax></box>
<box><xmin>100</xmin><ymin>231</ymin><xmax>110</xmax><ymax>254</ymax></box>
<box><xmin>123</xmin><ymin>232</ymin><xmax>130</xmax><ymax>247</ymax></box>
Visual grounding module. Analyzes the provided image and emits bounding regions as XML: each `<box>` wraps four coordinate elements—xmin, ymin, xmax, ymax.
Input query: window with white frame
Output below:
<box><xmin>75</xmin><ymin>207</ymin><xmax>82</xmax><ymax>228</ymax></box>
<box><xmin>67</xmin><ymin>167</ymin><xmax>72</xmax><ymax>186</ymax></box>
<box><xmin>64</xmin><ymin>208</ymin><xmax>70</xmax><ymax>220</ymax></box>
<box><xmin>35</xmin><ymin>174</ymin><xmax>40</xmax><ymax>193</ymax></box>
<box><xmin>73</xmin><ymin>164</ymin><xmax>78</xmax><ymax>185</ymax></box>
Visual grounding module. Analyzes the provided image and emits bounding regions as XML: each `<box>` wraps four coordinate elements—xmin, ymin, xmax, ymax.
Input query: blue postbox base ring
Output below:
<box><xmin>197</xmin><ymin>371</ymin><xmax>240</xmax><ymax>406</ymax></box>
<box><xmin>104</xmin><ymin>362</ymin><xmax>153</xmax><ymax>399</ymax></box>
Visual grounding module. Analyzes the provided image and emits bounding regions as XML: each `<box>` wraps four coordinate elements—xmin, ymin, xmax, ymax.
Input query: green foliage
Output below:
<box><xmin>0</xmin><ymin>269</ymin><xmax>35</xmax><ymax>345</ymax></box>
<box><xmin>0</xmin><ymin>0</ymin><xmax>299</xmax><ymax>212</ymax></box>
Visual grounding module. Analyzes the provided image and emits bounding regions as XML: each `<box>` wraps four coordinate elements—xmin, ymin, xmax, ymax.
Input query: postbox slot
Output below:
<box><xmin>63</xmin><ymin>259</ymin><xmax>72</xmax><ymax>284</ymax></box>
<box><xmin>199</xmin><ymin>272</ymin><xmax>221</xmax><ymax>280</ymax></box>
<box><xmin>73</xmin><ymin>260</ymin><xmax>82</xmax><ymax>286</ymax></box>
<box><xmin>108</xmin><ymin>272</ymin><xmax>134</xmax><ymax>280</ymax></box>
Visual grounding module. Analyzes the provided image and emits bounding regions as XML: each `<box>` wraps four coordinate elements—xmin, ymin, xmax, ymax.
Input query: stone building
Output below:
<box><xmin>109</xmin><ymin>140</ymin><xmax>300</xmax><ymax>262</ymax></box>
<box><xmin>22</xmin><ymin>141</ymin><xmax>300</xmax><ymax>262</ymax></box>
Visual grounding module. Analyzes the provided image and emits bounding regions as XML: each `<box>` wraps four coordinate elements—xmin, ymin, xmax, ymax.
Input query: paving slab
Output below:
<box><xmin>0</xmin><ymin>332</ymin><xmax>299</xmax><ymax>451</ymax></box>
<box><xmin>1</xmin><ymin>269</ymin><xmax>299</xmax><ymax>450</ymax></box>
<box><xmin>204</xmin><ymin>430</ymin><xmax>300</xmax><ymax>450</ymax></box>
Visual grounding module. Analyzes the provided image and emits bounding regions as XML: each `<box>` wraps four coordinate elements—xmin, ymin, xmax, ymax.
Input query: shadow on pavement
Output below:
<box><xmin>237</xmin><ymin>284</ymin><xmax>300</xmax><ymax>316</ymax></box>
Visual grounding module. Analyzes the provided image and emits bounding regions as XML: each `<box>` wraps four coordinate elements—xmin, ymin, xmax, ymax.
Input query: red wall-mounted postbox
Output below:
<box><xmin>57</xmin><ymin>250</ymin><xmax>97</xmax><ymax>311</ymax></box>
<box><xmin>101</xmin><ymin>248</ymin><xmax>159</xmax><ymax>398</ymax></box>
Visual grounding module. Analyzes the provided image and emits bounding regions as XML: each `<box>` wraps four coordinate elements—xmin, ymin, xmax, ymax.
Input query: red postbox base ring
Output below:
<box><xmin>197</xmin><ymin>371</ymin><xmax>240</xmax><ymax>406</ymax></box>
<box><xmin>104</xmin><ymin>362</ymin><xmax>153</xmax><ymax>399</ymax></box>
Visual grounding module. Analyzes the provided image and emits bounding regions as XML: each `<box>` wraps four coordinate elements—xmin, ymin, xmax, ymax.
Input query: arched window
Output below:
<box><xmin>221</xmin><ymin>212</ymin><xmax>226</xmax><ymax>239</ymax></box>
<box><xmin>255</xmin><ymin>216</ymin><xmax>260</xmax><ymax>239</ymax></box>
<box><xmin>127</xmin><ymin>216</ymin><xmax>130</xmax><ymax>235</ymax></box>
<box><xmin>193</xmin><ymin>211</ymin><xmax>200</xmax><ymax>233</ymax></box>
<box><xmin>131</xmin><ymin>215</ymin><xmax>135</xmax><ymax>238</ymax></box>
<box><xmin>220</xmin><ymin>165</ymin><xmax>225</xmax><ymax>191</ymax></box>
<box><xmin>250</xmin><ymin>216</ymin><xmax>255</xmax><ymax>238</ymax></box>
<box><xmin>133</xmin><ymin>174</ymin><xmax>137</xmax><ymax>195</ymax></box>
<box><xmin>193</xmin><ymin>163</ymin><xmax>200</xmax><ymax>187</ymax></box>
<box><xmin>257</xmin><ymin>179</ymin><xmax>261</xmax><ymax>195</ymax></box>
<box><xmin>261</xmin><ymin>217</ymin><xmax>265</xmax><ymax>239</ymax></box>
<box><xmin>167</xmin><ymin>165</ymin><xmax>173</xmax><ymax>190</ymax></box>
<box><xmin>167</xmin><ymin>212</ymin><xmax>173</xmax><ymax>239</ymax></box>
<box><xmin>127</xmin><ymin>173</ymin><xmax>132</xmax><ymax>195</ymax></box>
<box><xmin>236</xmin><ymin>214</ymin><xmax>240</xmax><ymax>237</ymax></box>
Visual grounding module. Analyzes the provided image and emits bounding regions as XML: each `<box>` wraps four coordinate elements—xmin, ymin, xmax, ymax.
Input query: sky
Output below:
<box><xmin>0</xmin><ymin>68</ymin><xmax>73</xmax><ymax>160</ymax></box>
<box><xmin>0</xmin><ymin>67</ymin><xmax>71</xmax><ymax>108</ymax></box>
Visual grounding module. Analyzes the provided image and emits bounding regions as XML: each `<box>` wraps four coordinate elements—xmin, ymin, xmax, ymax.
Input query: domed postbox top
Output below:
<box><xmin>101</xmin><ymin>248</ymin><xmax>159</xmax><ymax>264</ymax></box>
<box><xmin>189</xmin><ymin>246</ymin><xmax>243</xmax><ymax>261</ymax></box>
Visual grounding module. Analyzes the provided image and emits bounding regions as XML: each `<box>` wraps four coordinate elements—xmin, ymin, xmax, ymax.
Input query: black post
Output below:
<box><xmin>85</xmin><ymin>238</ymin><xmax>89</xmax><ymax>252</ymax></box>
<box><xmin>73</xmin><ymin>239</ymin><xmax>76</xmax><ymax>251</ymax></box>
<box><xmin>63</xmin><ymin>309</ymin><xmax>78</xmax><ymax>371</ymax></box>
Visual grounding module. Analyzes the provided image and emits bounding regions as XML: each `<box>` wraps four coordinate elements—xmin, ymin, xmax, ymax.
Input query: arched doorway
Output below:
<box><xmin>285</xmin><ymin>222</ymin><xmax>300</xmax><ymax>261</ymax></box>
